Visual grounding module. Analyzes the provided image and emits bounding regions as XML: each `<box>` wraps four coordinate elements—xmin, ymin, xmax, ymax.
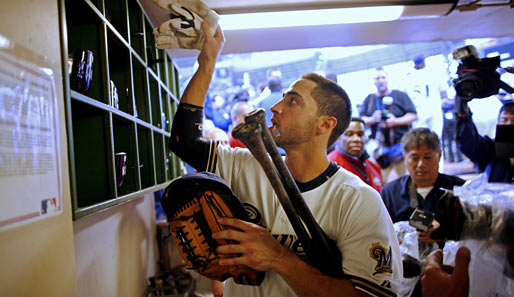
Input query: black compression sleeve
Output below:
<box><xmin>169</xmin><ymin>103</ymin><xmax>217</xmax><ymax>172</ymax></box>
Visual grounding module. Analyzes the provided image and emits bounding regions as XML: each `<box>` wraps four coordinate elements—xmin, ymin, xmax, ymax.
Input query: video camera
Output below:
<box><xmin>452</xmin><ymin>45</ymin><xmax>514</xmax><ymax>102</ymax></box>
<box><xmin>431</xmin><ymin>189</ymin><xmax>514</xmax><ymax>277</ymax></box>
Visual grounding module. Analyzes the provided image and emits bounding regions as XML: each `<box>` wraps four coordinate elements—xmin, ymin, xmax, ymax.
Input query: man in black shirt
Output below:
<box><xmin>360</xmin><ymin>67</ymin><xmax>418</xmax><ymax>182</ymax></box>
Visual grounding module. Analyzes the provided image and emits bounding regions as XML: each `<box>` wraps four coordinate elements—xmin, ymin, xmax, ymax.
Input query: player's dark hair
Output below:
<box><xmin>301</xmin><ymin>72</ymin><xmax>352</xmax><ymax>148</ymax></box>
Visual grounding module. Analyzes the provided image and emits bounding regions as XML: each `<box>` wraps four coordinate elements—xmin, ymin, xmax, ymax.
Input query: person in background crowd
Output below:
<box><xmin>227</xmin><ymin>101</ymin><xmax>254</xmax><ymax>148</ymax></box>
<box><xmin>441</xmin><ymin>96</ymin><xmax>463</xmax><ymax>163</ymax></box>
<box><xmin>380</xmin><ymin>128</ymin><xmax>465</xmax><ymax>227</ymax></box>
<box><xmin>252</xmin><ymin>68</ymin><xmax>282</xmax><ymax>105</ymax></box>
<box><xmin>203</xmin><ymin>126</ymin><xmax>229</xmax><ymax>146</ymax></box>
<box><xmin>405</xmin><ymin>55</ymin><xmax>448</xmax><ymax>171</ymax></box>
<box><xmin>328</xmin><ymin>118</ymin><xmax>384</xmax><ymax>192</ymax></box>
<box><xmin>380</xmin><ymin>128</ymin><xmax>465</xmax><ymax>297</ymax></box>
<box><xmin>405</xmin><ymin>56</ymin><xmax>446</xmax><ymax>143</ymax></box>
<box><xmin>257</xmin><ymin>75</ymin><xmax>283</xmax><ymax>128</ymax></box>
<box><xmin>360</xmin><ymin>67</ymin><xmax>418</xmax><ymax>183</ymax></box>
<box><xmin>232</xmin><ymin>89</ymin><xmax>251</xmax><ymax>103</ymax></box>
<box><xmin>457</xmin><ymin>101</ymin><xmax>514</xmax><ymax>183</ymax></box>
<box><xmin>257</xmin><ymin>74</ymin><xmax>286</xmax><ymax>155</ymax></box>
<box><xmin>209</xmin><ymin>94</ymin><xmax>231</xmax><ymax>132</ymax></box>
<box><xmin>169</xmin><ymin>21</ymin><xmax>403</xmax><ymax>297</ymax></box>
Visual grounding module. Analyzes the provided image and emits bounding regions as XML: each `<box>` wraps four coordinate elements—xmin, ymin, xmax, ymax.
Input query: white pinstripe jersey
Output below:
<box><xmin>204</xmin><ymin>142</ymin><xmax>403</xmax><ymax>297</ymax></box>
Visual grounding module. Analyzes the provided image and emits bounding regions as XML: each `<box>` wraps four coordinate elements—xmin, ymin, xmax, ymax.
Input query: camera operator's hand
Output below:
<box><xmin>383</xmin><ymin>113</ymin><xmax>397</xmax><ymax>128</ymax></box>
<box><xmin>418</xmin><ymin>220</ymin><xmax>441</xmax><ymax>243</ymax></box>
<box><xmin>370</xmin><ymin>109</ymin><xmax>382</xmax><ymax>125</ymax></box>
<box><xmin>455</xmin><ymin>96</ymin><xmax>471</xmax><ymax>118</ymax></box>
<box><xmin>421</xmin><ymin>246</ymin><xmax>471</xmax><ymax>297</ymax></box>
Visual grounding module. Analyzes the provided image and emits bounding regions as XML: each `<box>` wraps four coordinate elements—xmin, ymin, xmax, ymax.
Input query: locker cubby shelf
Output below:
<box><xmin>60</xmin><ymin>0</ymin><xmax>183</xmax><ymax>219</ymax></box>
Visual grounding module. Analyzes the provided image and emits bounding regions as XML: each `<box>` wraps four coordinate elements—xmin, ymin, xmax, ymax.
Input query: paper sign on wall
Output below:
<box><xmin>0</xmin><ymin>37</ymin><xmax>61</xmax><ymax>230</ymax></box>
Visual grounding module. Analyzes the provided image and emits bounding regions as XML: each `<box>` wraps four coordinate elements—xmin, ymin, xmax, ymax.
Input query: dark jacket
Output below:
<box><xmin>457</xmin><ymin>115</ymin><xmax>513</xmax><ymax>183</ymax></box>
<box><xmin>380</xmin><ymin>174</ymin><xmax>466</xmax><ymax>223</ymax></box>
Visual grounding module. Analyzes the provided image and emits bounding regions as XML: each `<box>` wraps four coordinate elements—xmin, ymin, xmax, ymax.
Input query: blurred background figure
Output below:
<box><xmin>405</xmin><ymin>55</ymin><xmax>447</xmax><ymax>171</ymax></box>
<box><xmin>203</xmin><ymin>126</ymin><xmax>229</xmax><ymax>146</ymax></box>
<box><xmin>252</xmin><ymin>68</ymin><xmax>282</xmax><ymax>105</ymax></box>
<box><xmin>360</xmin><ymin>67</ymin><xmax>418</xmax><ymax>183</ymax></box>
<box><xmin>227</xmin><ymin>101</ymin><xmax>255</xmax><ymax>148</ymax></box>
<box><xmin>441</xmin><ymin>96</ymin><xmax>464</xmax><ymax>163</ymax></box>
<box><xmin>405</xmin><ymin>55</ymin><xmax>446</xmax><ymax>140</ymax></box>
<box><xmin>232</xmin><ymin>89</ymin><xmax>251</xmax><ymax>103</ymax></box>
<box><xmin>257</xmin><ymin>75</ymin><xmax>283</xmax><ymax>128</ymax></box>
<box><xmin>256</xmin><ymin>69</ymin><xmax>285</xmax><ymax>155</ymax></box>
<box><xmin>209</xmin><ymin>94</ymin><xmax>232</xmax><ymax>132</ymax></box>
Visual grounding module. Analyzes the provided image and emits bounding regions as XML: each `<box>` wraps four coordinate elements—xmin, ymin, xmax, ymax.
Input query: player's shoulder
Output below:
<box><xmin>216</xmin><ymin>143</ymin><xmax>252</xmax><ymax>159</ymax></box>
<box><xmin>329</xmin><ymin>169</ymin><xmax>382</xmax><ymax>201</ymax></box>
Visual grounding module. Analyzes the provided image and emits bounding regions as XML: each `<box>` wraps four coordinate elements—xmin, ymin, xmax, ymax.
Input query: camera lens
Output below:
<box><xmin>455</xmin><ymin>78</ymin><xmax>481</xmax><ymax>99</ymax></box>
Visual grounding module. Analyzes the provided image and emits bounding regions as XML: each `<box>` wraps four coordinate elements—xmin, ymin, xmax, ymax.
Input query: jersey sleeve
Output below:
<box><xmin>336</xmin><ymin>185</ymin><xmax>402</xmax><ymax>296</ymax></box>
<box><xmin>169</xmin><ymin>103</ymin><xmax>218</xmax><ymax>172</ymax></box>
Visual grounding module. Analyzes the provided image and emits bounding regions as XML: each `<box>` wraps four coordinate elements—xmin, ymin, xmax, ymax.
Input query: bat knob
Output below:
<box><xmin>244</xmin><ymin>108</ymin><xmax>266</xmax><ymax>125</ymax></box>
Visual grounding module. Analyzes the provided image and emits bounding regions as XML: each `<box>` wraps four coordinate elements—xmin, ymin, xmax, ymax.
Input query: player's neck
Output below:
<box><xmin>285</xmin><ymin>147</ymin><xmax>330</xmax><ymax>183</ymax></box>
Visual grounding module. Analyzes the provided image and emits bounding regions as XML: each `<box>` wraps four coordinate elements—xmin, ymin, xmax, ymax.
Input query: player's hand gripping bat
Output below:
<box><xmin>232</xmin><ymin>108</ymin><xmax>344</xmax><ymax>277</ymax></box>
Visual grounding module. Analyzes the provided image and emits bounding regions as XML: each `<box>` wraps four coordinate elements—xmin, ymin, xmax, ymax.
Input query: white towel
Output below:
<box><xmin>152</xmin><ymin>0</ymin><xmax>219</xmax><ymax>50</ymax></box>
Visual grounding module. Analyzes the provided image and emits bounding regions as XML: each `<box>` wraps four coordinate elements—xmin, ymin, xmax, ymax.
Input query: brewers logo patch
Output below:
<box><xmin>243</xmin><ymin>203</ymin><xmax>262</xmax><ymax>225</ymax></box>
<box><xmin>369</xmin><ymin>242</ymin><xmax>393</xmax><ymax>276</ymax></box>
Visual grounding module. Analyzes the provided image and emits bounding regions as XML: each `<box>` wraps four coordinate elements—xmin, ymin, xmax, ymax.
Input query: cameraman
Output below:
<box><xmin>360</xmin><ymin>67</ymin><xmax>418</xmax><ymax>183</ymax></box>
<box><xmin>457</xmin><ymin>101</ymin><xmax>514</xmax><ymax>183</ymax></box>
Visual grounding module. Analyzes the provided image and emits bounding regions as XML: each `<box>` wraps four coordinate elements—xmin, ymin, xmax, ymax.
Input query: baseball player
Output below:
<box><xmin>169</xmin><ymin>21</ymin><xmax>402</xmax><ymax>297</ymax></box>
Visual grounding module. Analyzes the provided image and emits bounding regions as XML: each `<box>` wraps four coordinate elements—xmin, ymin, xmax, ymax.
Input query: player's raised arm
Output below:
<box><xmin>169</xmin><ymin>22</ymin><xmax>224</xmax><ymax>171</ymax></box>
<box><xmin>181</xmin><ymin>21</ymin><xmax>225</xmax><ymax>107</ymax></box>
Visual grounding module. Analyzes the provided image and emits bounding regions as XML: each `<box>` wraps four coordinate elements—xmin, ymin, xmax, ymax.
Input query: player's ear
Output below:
<box><xmin>317</xmin><ymin>116</ymin><xmax>337</xmax><ymax>135</ymax></box>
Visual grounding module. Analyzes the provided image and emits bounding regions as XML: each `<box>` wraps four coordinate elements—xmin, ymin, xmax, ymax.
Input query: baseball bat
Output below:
<box><xmin>232</xmin><ymin>109</ymin><xmax>343</xmax><ymax>277</ymax></box>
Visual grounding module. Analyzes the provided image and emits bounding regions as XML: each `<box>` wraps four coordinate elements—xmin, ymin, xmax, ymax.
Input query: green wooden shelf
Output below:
<box><xmin>60</xmin><ymin>0</ymin><xmax>183</xmax><ymax>219</ymax></box>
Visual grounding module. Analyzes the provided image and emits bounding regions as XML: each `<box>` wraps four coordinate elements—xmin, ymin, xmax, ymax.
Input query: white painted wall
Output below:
<box><xmin>73</xmin><ymin>195</ymin><xmax>159</xmax><ymax>297</ymax></box>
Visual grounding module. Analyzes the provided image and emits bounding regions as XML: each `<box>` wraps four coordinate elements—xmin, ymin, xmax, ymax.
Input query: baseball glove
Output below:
<box><xmin>161</xmin><ymin>171</ymin><xmax>265</xmax><ymax>286</ymax></box>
